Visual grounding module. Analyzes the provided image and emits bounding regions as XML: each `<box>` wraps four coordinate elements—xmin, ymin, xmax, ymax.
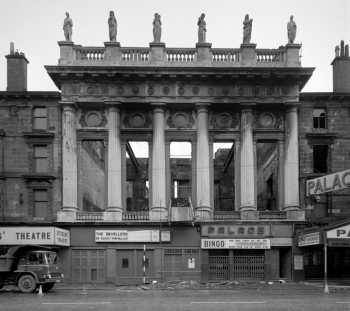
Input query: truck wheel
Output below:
<box><xmin>42</xmin><ymin>283</ymin><xmax>55</xmax><ymax>292</ymax></box>
<box><xmin>18</xmin><ymin>274</ymin><xmax>36</xmax><ymax>293</ymax></box>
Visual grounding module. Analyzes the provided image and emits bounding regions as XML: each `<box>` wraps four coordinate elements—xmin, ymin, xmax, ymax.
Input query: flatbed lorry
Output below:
<box><xmin>0</xmin><ymin>245</ymin><xmax>63</xmax><ymax>293</ymax></box>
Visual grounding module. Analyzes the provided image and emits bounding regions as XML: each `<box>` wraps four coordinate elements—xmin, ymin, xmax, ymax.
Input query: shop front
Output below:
<box><xmin>61</xmin><ymin>224</ymin><xmax>201</xmax><ymax>284</ymax></box>
<box><xmin>298</xmin><ymin>220</ymin><xmax>350</xmax><ymax>280</ymax></box>
<box><xmin>200</xmin><ymin>223</ymin><xmax>293</xmax><ymax>282</ymax></box>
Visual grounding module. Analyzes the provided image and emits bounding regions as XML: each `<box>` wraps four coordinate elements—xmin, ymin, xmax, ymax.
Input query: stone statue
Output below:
<box><xmin>63</xmin><ymin>12</ymin><xmax>73</xmax><ymax>41</ymax></box>
<box><xmin>287</xmin><ymin>15</ymin><xmax>296</xmax><ymax>44</ymax></box>
<box><xmin>197</xmin><ymin>13</ymin><xmax>206</xmax><ymax>43</ymax></box>
<box><xmin>108</xmin><ymin>11</ymin><xmax>117</xmax><ymax>42</ymax></box>
<box><xmin>243</xmin><ymin>14</ymin><xmax>252</xmax><ymax>44</ymax></box>
<box><xmin>153</xmin><ymin>13</ymin><xmax>162</xmax><ymax>43</ymax></box>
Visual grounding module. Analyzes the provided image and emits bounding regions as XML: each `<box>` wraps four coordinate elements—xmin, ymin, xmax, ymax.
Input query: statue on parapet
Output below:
<box><xmin>287</xmin><ymin>15</ymin><xmax>296</xmax><ymax>44</ymax></box>
<box><xmin>197</xmin><ymin>13</ymin><xmax>206</xmax><ymax>43</ymax></box>
<box><xmin>153</xmin><ymin>13</ymin><xmax>162</xmax><ymax>43</ymax></box>
<box><xmin>242</xmin><ymin>14</ymin><xmax>252</xmax><ymax>44</ymax></box>
<box><xmin>63</xmin><ymin>12</ymin><xmax>73</xmax><ymax>41</ymax></box>
<box><xmin>108</xmin><ymin>11</ymin><xmax>117</xmax><ymax>42</ymax></box>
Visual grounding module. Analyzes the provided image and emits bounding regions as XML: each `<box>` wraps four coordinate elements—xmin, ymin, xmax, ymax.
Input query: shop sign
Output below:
<box><xmin>327</xmin><ymin>224</ymin><xmax>350</xmax><ymax>239</ymax></box>
<box><xmin>201</xmin><ymin>238</ymin><xmax>271</xmax><ymax>249</ymax></box>
<box><xmin>327</xmin><ymin>239</ymin><xmax>350</xmax><ymax>247</ymax></box>
<box><xmin>188</xmin><ymin>258</ymin><xmax>195</xmax><ymax>269</ymax></box>
<box><xmin>306</xmin><ymin>169</ymin><xmax>350</xmax><ymax>196</ymax></box>
<box><xmin>201</xmin><ymin>225</ymin><xmax>269</xmax><ymax>237</ymax></box>
<box><xmin>0</xmin><ymin>227</ymin><xmax>70</xmax><ymax>246</ymax></box>
<box><xmin>95</xmin><ymin>230</ymin><xmax>170</xmax><ymax>243</ymax></box>
<box><xmin>298</xmin><ymin>232</ymin><xmax>321</xmax><ymax>247</ymax></box>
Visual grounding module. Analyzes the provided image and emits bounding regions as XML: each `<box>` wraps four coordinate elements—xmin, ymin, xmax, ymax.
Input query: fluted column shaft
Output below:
<box><xmin>196</xmin><ymin>104</ymin><xmax>211</xmax><ymax>218</ymax></box>
<box><xmin>107</xmin><ymin>105</ymin><xmax>122</xmax><ymax>211</ymax></box>
<box><xmin>284</xmin><ymin>106</ymin><xmax>299</xmax><ymax>209</ymax></box>
<box><xmin>151</xmin><ymin>105</ymin><xmax>167</xmax><ymax>220</ymax></box>
<box><xmin>62</xmin><ymin>103</ymin><xmax>77</xmax><ymax>209</ymax></box>
<box><xmin>240</xmin><ymin>108</ymin><xmax>256</xmax><ymax>210</ymax></box>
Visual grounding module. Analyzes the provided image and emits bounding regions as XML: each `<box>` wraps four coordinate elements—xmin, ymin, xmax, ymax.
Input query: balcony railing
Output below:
<box><xmin>76</xmin><ymin>211</ymin><xmax>104</xmax><ymax>222</ymax></box>
<box><xmin>122</xmin><ymin>210</ymin><xmax>150</xmax><ymax>221</ymax></box>
<box><xmin>58</xmin><ymin>42</ymin><xmax>301</xmax><ymax>67</ymax></box>
<box><xmin>214</xmin><ymin>210</ymin><xmax>241</xmax><ymax>220</ymax></box>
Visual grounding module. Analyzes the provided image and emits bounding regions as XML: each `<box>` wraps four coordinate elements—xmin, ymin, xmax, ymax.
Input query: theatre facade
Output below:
<box><xmin>42</xmin><ymin>20</ymin><xmax>315</xmax><ymax>283</ymax></box>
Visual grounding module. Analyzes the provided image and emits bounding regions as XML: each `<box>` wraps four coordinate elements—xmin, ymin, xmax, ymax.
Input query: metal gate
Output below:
<box><xmin>208</xmin><ymin>255</ymin><xmax>265</xmax><ymax>281</ymax></box>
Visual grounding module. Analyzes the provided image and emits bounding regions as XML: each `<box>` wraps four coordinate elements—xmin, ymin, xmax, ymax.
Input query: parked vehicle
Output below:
<box><xmin>0</xmin><ymin>245</ymin><xmax>63</xmax><ymax>293</ymax></box>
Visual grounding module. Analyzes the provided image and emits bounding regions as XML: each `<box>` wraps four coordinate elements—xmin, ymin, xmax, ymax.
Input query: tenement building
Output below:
<box><xmin>0</xmin><ymin>13</ymin><xmax>348</xmax><ymax>284</ymax></box>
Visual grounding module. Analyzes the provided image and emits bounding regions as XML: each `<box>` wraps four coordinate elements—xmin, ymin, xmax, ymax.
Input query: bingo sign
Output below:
<box><xmin>0</xmin><ymin>227</ymin><xmax>70</xmax><ymax>246</ymax></box>
<box><xmin>201</xmin><ymin>239</ymin><xmax>271</xmax><ymax>249</ymax></box>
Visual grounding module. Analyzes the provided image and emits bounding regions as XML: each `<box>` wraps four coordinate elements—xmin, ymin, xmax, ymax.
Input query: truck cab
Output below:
<box><xmin>0</xmin><ymin>246</ymin><xmax>64</xmax><ymax>293</ymax></box>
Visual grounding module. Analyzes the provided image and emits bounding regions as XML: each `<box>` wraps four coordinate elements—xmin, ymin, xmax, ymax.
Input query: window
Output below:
<box><xmin>33</xmin><ymin>107</ymin><xmax>48</xmax><ymax>130</ymax></box>
<box><xmin>33</xmin><ymin>189</ymin><xmax>48</xmax><ymax>219</ymax></box>
<box><xmin>313</xmin><ymin>108</ymin><xmax>326</xmax><ymax>129</ymax></box>
<box><xmin>122</xmin><ymin>258</ymin><xmax>129</xmax><ymax>268</ymax></box>
<box><xmin>33</xmin><ymin>145</ymin><xmax>49</xmax><ymax>173</ymax></box>
<box><xmin>313</xmin><ymin>145</ymin><xmax>328</xmax><ymax>173</ymax></box>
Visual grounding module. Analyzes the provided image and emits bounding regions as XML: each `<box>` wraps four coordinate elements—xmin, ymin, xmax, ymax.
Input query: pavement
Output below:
<box><xmin>1</xmin><ymin>281</ymin><xmax>350</xmax><ymax>310</ymax></box>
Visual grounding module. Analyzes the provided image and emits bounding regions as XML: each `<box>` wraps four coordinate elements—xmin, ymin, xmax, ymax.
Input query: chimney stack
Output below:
<box><xmin>5</xmin><ymin>42</ymin><xmax>29</xmax><ymax>92</ymax></box>
<box><xmin>332</xmin><ymin>40</ymin><xmax>350</xmax><ymax>93</ymax></box>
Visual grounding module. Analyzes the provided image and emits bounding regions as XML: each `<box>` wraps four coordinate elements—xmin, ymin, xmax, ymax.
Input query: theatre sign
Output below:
<box><xmin>306</xmin><ymin>169</ymin><xmax>350</xmax><ymax>196</ymax></box>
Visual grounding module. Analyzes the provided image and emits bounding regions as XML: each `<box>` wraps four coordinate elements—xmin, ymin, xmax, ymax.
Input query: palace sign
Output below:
<box><xmin>327</xmin><ymin>224</ymin><xmax>350</xmax><ymax>239</ymax></box>
<box><xmin>0</xmin><ymin>227</ymin><xmax>70</xmax><ymax>246</ymax></box>
<box><xmin>306</xmin><ymin>169</ymin><xmax>350</xmax><ymax>196</ymax></box>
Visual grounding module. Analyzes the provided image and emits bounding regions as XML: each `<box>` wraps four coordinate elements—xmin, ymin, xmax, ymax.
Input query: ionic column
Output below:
<box><xmin>240</xmin><ymin>108</ymin><xmax>256</xmax><ymax>210</ymax></box>
<box><xmin>106</xmin><ymin>103</ymin><xmax>122</xmax><ymax>221</ymax></box>
<box><xmin>284</xmin><ymin>105</ymin><xmax>299</xmax><ymax>209</ymax></box>
<box><xmin>62</xmin><ymin>103</ymin><xmax>77</xmax><ymax>210</ymax></box>
<box><xmin>150</xmin><ymin>104</ymin><xmax>167</xmax><ymax>221</ymax></box>
<box><xmin>195</xmin><ymin>104</ymin><xmax>211</xmax><ymax>219</ymax></box>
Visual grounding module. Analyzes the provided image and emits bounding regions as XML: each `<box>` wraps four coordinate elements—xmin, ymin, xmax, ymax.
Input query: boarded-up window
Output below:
<box><xmin>33</xmin><ymin>189</ymin><xmax>48</xmax><ymax>219</ymax></box>
<box><xmin>33</xmin><ymin>107</ymin><xmax>48</xmax><ymax>130</ymax></box>
<box><xmin>34</xmin><ymin>145</ymin><xmax>49</xmax><ymax>173</ymax></box>
<box><xmin>72</xmin><ymin>250</ymin><xmax>106</xmax><ymax>283</ymax></box>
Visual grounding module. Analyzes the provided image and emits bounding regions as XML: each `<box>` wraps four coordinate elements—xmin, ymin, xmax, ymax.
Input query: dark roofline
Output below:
<box><xmin>0</xmin><ymin>91</ymin><xmax>60</xmax><ymax>99</ymax></box>
<box><xmin>300</xmin><ymin>92</ymin><xmax>350</xmax><ymax>100</ymax></box>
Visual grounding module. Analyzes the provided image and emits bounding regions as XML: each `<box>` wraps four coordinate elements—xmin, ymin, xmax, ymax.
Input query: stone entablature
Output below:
<box><xmin>58</xmin><ymin>41</ymin><xmax>301</xmax><ymax>68</ymax></box>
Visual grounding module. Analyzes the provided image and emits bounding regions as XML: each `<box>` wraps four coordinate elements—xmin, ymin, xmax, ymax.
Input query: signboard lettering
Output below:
<box><xmin>95</xmin><ymin>230</ymin><xmax>171</xmax><ymax>243</ymax></box>
<box><xmin>201</xmin><ymin>225</ymin><xmax>269</xmax><ymax>237</ymax></box>
<box><xmin>298</xmin><ymin>232</ymin><xmax>321</xmax><ymax>247</ymax></box>
<box><xmin>0</xmin><ymin>227</ymin><xmax>70</xmax><ymax>246</ymax></box>
<box><xmin>327</xmin><ymin>224</ymin><xmax>350</xmax><ymax>239</ymax></box>
<box><xmin>306</xmin><ymin>169</ymin><xmax>350</xmax><ymax>196</ymax></box>
<box><xmin>201</xmin><ymin>238</ymin><xmax>271</xmax><ymax>249</ymax></box>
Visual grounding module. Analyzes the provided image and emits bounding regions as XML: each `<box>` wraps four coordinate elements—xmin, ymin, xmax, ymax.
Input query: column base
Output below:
<box><xmin>195</xmin><ymin>206</ymin><xmax>212</xmax><ymax>220</ymax></box>
<box><xmin>286</xmin><ymin>209</ymin><xmax>305</xmax><ymax>221</ymax></box>
<box><xmin>240</xmin><ymin>210</ymin><xmax>259</xmax><ymax>220</ymax></box>
<box><xmin>150</xmin><ymin>207</ymin><xmax>168</xmax><ymax>221</ymax></box>
<box><xmin>57</xmin><ymin>208</ymin><xmax>77</xmax><ymax>222</ymax></box>
<box><xmin>104</xmin><ymin>207</ymin><xmax>123</xmax><ymax>222</ymax></box>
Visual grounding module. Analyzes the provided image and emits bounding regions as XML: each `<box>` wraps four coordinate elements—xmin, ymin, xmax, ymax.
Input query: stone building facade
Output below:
<box><xmin>0</xmin><ymin>27</ymin><xmax>349</xmax><ymax>284</ymax></box>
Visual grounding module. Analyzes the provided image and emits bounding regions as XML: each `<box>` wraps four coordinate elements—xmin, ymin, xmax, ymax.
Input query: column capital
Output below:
<box><xmin>151</xmin><ymin>103</ymin><xmax>166</xmax><ymax>113</ymax></box>
<box><xmin>240</xmin><ymin>102</ymin><xmax>256</xmax><ymax>111</ymax></box>
<box><xmin>284</xmin><ymin>101</ymin><xmax>300</xmax><ymax>110</ymax></box>
<box><xmin>60</xmin><ymin>101</ymin><xmax>77</xmax><ymax>111</ymax></box>
<box><xmin>195</xmin><ymin>102</ymin><xmax>210</xmax><ymax>112</ymax></box>
<box><xmin>104</xmin><ymin>100</ymin><xmax>122</xmax><ymax>111</ymax></box>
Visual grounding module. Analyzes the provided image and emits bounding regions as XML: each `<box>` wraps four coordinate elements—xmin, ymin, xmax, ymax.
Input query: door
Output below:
<box><xmin>116</xmin><ymin>249</ymin><xmax>154</xmax><ymax>285</ymax></box>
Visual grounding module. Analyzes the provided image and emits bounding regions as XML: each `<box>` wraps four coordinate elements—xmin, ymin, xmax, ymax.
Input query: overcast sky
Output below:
<box><xmin>0</xmin><ymin>0</ymin><xmax>349</xmax><ymax>92</ymax></box>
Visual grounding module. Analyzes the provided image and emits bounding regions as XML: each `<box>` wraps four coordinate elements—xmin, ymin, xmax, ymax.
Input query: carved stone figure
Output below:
<box><xmin>153</xmin><ymin>13</ymin><xmax>162</xmax><ymax>43</ymax></box>
<box><xmin>243</xmin><ymin>14</ymin><xmax>252</xmax><ymax>44</ymax></box>
<box><xmin>287</xmin><ymin>15</ymin><xmax>296</xmax><ymax>44</ymax></box>
<box><xmin>63</xmin><ymin>12</ymin><xmax>73</xmax><ymax>41</ymax></box>
<box><xmin>108</xmin><ymin>11</ymin><xmax>117</xmax><ymax>42</ymax></box>
<box><xmin>197</xmin><ymin>13</ymin><xmax>206</xmax><ymax>43</ymax></box>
